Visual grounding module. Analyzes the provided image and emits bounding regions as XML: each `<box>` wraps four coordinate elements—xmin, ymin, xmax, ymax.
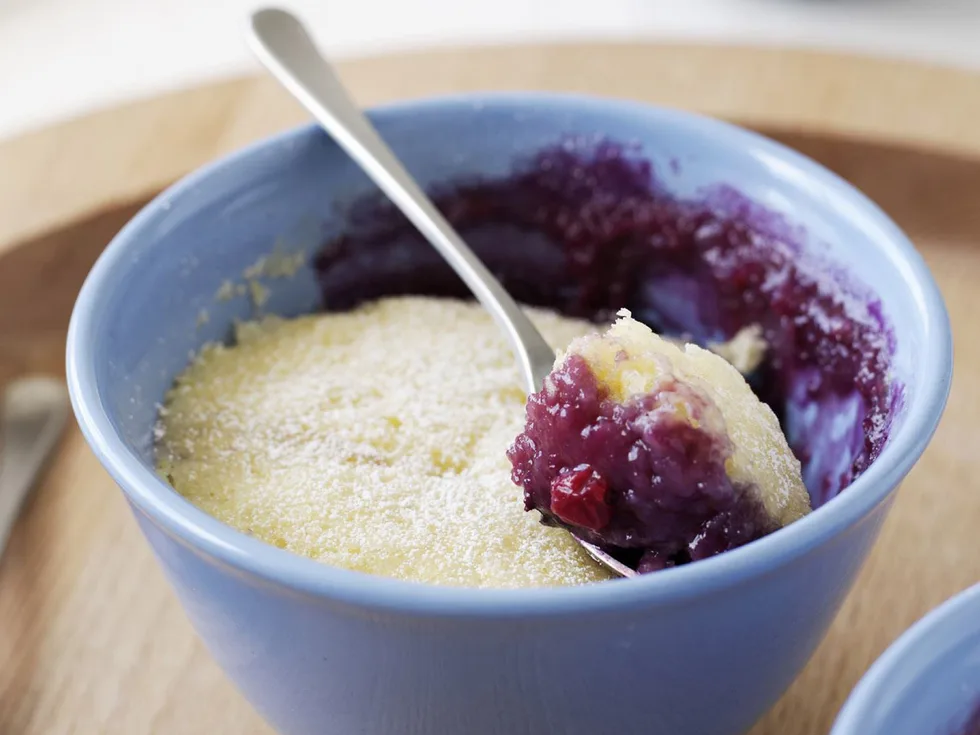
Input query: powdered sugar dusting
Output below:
<box><xmin>155</xmin><ymin>296</ymin><xmax>614</xmax><ymax>588</ymax></box>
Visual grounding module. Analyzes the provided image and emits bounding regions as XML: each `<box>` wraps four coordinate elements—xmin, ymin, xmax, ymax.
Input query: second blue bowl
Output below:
<box><xmin>833</xmin><ymin>583</ymin><xmax>980</xmax><ymax>735</ymax></box>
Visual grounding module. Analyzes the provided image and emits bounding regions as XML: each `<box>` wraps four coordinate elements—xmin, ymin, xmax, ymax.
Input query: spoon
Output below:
<box><xmin>0</xmin><ymin>376</ymin><xmax>69</xmax><ymax>556</ymax></box>
<box><xmin>248</xmin><ymin>7</ymin><xmax>635</xmax><ymax>579</ymax></box>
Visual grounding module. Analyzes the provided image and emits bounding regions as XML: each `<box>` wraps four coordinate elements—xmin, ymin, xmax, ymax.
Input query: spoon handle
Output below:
<box><xmin>248</xmin><ymin>8</ymin><xmax>556</xmax><ymax>394</ymax></box>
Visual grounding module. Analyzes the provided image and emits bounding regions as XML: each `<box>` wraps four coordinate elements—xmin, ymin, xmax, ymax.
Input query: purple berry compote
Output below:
<box><xmin>312</xmin><ymin>138</ymin><xmax>901</xmax><ymax>572</ymax></box>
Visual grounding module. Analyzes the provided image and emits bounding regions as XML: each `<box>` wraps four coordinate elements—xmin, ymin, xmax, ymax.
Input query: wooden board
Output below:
<box><xmin>0</xmin><ymin>43</ymin><xmax>978</xmax><ymax>735</ymax></box>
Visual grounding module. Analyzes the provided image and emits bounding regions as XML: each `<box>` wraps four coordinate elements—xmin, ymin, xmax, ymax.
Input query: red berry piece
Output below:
<box><xmin>549</xmin><ymin>465</ymin><xmax>611</xmax><ymax>531</ymax></box>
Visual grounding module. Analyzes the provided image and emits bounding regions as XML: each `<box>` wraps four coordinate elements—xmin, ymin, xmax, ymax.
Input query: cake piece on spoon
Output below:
<box><xmin>508</xmin><ymin>310</ymin><xmax>811</xmax><ymax>573</ymax></box>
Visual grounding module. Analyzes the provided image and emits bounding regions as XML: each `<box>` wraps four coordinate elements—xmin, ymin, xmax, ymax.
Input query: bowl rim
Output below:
<box><xmin>830</xmin><ymin>582</ymin><xmax>980</xmax><ymax>734</ymax></box>
<box><xmin>66</xmin><ymin>91</ymin><xmax>953</xmax><ymax>616</ymax></box>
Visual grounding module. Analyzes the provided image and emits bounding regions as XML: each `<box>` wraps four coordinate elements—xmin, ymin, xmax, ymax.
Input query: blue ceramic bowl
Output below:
<box><xmin>832</xmin><ymin>583</ymin><xmax>980</xmax><ymax>735</ymax></box>
<box><xmin>66</xmin><ymin>93</ymin><xmax>952</xmax><ymax>735</ymax></box>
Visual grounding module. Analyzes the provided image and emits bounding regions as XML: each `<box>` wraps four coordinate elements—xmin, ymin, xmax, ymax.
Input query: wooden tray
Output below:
<box><xmin>0</xmin><ymin>43</ymin><xmax>978</xmax><ymax>735</ymax></box>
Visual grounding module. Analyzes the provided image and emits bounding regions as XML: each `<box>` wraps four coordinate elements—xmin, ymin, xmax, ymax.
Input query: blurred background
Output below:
<box><xmin>1</xmin><ymin>0</ymin><xmax>979</xmax><ymax>140</ymax></box>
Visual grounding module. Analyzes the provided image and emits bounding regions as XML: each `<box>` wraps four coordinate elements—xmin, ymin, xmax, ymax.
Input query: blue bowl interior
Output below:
<box><xmin>91</xmin><ymin>96</ymin><xmax>927</xmax><ymax>495</ymax></box>
<box><xmin>833</xmin><ymin>585</ymin><xmax>980</xmax><ymax>735</ymax></box>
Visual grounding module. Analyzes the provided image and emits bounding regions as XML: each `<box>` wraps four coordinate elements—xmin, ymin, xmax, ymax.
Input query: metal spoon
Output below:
<box><xmin>248</xmin><ymin>7</ymin><xmax>634</xmax><ymax>579</ymax></box>
<box><xmin>0</xmin><ymin>376</ymin><xmax>69</xmax><ymax>556</ymax></box>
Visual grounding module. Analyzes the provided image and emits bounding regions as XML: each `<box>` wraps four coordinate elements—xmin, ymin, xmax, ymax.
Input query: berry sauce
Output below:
<box><xmin>312</xmin><ymin>139</ymin><xmax>900</xmax><ymax>566</ymax></box>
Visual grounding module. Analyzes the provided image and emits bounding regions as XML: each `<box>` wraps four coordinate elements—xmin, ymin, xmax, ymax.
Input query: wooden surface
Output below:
<box><xmin>0</xmin><ymin>43</ymin><xmax>978</xmax><ymax>735</ymax></box>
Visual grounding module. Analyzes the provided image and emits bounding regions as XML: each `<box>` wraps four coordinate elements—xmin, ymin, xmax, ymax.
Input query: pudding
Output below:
<box><xmin>156</xmin><ymin>297</ymin><xmax>777</xmax><ymax>586</ymax></box>
<box><xmin>156</xmin><ymin>139</ymin><xmax>900</xmax><ymax>586</ymax></box>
